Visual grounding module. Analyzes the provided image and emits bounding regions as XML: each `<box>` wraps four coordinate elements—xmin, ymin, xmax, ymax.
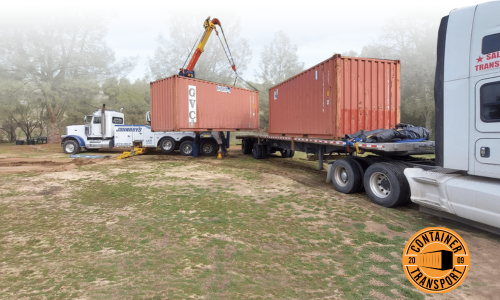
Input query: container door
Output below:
<box><xmin>473</xmin><ymin>77</ymin><xmax>500</xmax><ymax>177</ymax></box>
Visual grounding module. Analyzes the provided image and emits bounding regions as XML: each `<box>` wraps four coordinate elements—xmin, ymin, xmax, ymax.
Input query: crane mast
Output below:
<box><xmin>179</xmin><ymin>17</ymin><xmax>221</xmax><ymax>78</ymax></box>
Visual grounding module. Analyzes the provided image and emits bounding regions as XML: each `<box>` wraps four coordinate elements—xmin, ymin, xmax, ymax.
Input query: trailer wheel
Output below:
<box><xmin>289</xmin><ymin>150</ymin><xmax>295</xmax><ymax>158</ymax></box>
<box><xmin>159</xmin><ymin>137</ymin><xmax>175</xmax><ymax>153</ymax></box>
<box><xmin>363</xmin><ymin>162</ymin><xmax>410</xmax><ymax>207</ymax></box>
<box><xmin>252</xmin><ymin>143</ymin><xmax>262</xmax><ymax>159</ymax></box>
<box><xmin>179</xmin><ymin>141</ymin><xmax>193</xmax><ymax>156</ymax></box>
<box><xmin>280</xmin><ymin>149</ymin><xmax>291</xmax><ymax>158</ymax></box>
<box><xmin>201</xmin><ymin>140</ymin><xmax>218</xmax><ymax>156</ymax></box>
<box><xmin>242</xmin><ymin>140</ymin><xmax>253</xmax><ymax>155</ymax></box>
<box><xmin>261</xmin><ymin>145</ymin><xmax>268</xmax><ymax>159</ymax></box>
<box><xmin>331</xmin><ymin>159</ymin><xmax>363</xmax><ymax>193</ymax></box>
<box><xmin>63</xmin><ymin>140</ymin><xmax>80</xmax><ymax>154</ymax></box>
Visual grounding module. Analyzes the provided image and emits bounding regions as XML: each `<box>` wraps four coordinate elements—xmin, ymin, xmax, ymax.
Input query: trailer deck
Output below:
<box><xmin>237</xmin><ymin>135</ymin><xmax>435</xmax><ymax>170</ymax></box>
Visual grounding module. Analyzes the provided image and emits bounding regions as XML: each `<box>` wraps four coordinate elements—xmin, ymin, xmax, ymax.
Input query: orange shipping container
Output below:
<box><xmin>268</xmin><ymin>55</ymin><xmax>400</xmax><ymax>139</ymax></box>
<box><xmin>150</xmin><ymin>75</ymin><xmax>259</xmax><ymax>132</ymax></box>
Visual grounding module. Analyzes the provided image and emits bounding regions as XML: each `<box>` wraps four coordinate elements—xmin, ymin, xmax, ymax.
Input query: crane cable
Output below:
<box><xmin>181</xmin><ymin>30</ymin><xmax>204</xmax><ymax>71</ymax></box>
<box><xmin>216</xmin><ymin>26</ymin><xmax>258</xmax><ymax>91</ymax></box>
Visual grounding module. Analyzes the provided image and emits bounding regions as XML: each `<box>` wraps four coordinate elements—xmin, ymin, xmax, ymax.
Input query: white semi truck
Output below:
<box><xmin>239</xmin><ymin>2</ymin><xmax>500</xmax><ymax>232</ymax></box>
<box><xmin>61</xmin><ymin>105</ymin><xmax>220</xmax><ymax>156</ymax></box>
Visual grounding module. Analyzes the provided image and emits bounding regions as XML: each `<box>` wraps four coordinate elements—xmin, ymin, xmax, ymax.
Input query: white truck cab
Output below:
<box><xmin>405</xmin><ymin>1</ymin><xmax>500</xmax><ymax>231</ymax></box>
<box><xmin>61</xmin><ymin>105</ymin><xmax>221</xmax><ymax>156</ymax></box>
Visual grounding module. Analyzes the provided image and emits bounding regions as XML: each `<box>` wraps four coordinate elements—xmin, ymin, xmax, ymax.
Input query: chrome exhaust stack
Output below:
<box><xmin>101</xmin><ymin>104</ymin><xmax>106</xmax><ymax>136</ymax></box>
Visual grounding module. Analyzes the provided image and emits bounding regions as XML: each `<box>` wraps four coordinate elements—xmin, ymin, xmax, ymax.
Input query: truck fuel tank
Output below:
<box><xmin>86</xmin><ymin>139</ymin><xmax>114</xmax><ymax>149</ymax></box>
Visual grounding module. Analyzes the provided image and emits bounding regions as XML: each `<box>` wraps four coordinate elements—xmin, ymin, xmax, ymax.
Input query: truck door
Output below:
<box><xmin>468</xmin><ymin>1</ymin><xmax>500</xmax><ymax>179</ymax></box>
<box><xmin>89</xmin><ymin>116</ymin><xmax>102</xmax><ymax>138</ymax></box>
<box><xmin>473</xmin><ymin>77</ymin><xmax>500</xmax><ymax>176</ymax></box>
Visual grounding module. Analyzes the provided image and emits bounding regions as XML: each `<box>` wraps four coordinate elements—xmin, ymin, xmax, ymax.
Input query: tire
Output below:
<box><xmin>261</xmin><ymin>145</ymin><xmax>268</xmax><ymax>159</ymax></box>
<box><xmin>363</xmin><ymin>162</ymin><xmax>410</xmax><ymax>207</ymax></box>
<box><xmin>201</xmin><ymin>140</ymin><xmax>218</xmax><ymax>156</ymax></box>
<box><xmin>280</xmin><ymin>149</ymin><xmax>290</xmax><ymax>158</ymax></box>
<box><xmin>159</xmin><ymin>137</ymin><xmax>175</xmax><ymax>153</ymax></box>
<box><xmin>179</xmin><ymin>140</ymin><xmax>193</xmax><ymax>156</ymax></box>
<box><xmin>252</xmin><ymin>143</ymin><xmax>262</xmax><ymax>159</ymax></box>
<box><xmin>63</xmin><ymin>140</ymin><xmax>80</xmax><ymax>154</ymax></box>
<box><xmin>331</xmin><ymin>159</ymin><xmax>363</xmax><ymax>194</ymax></box>
<box><xmin>390</xmin><ymin>162</ymin><xmax>411</xmax><ymax>205</ymax></box>
<box><xmin>242</xmin><ymin>140</ymin><xmax>253</xmax><ymax>155</ymax></box>
<box><xmin>344</xmin><ymin>157</ymin><xmax>366</xmax><ymax>192</ymax></box>
<box><xmin>289</xmin><ymin>150</ymin><xmax>295</xmax><ymax>158</ymax></box>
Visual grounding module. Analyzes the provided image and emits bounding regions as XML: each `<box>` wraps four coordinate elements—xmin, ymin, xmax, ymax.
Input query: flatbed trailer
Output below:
<box><xmin>236</xmin><ymin>135</ymin><xmax>435</xmax><ymax>170</ymax></box>
<box><xmin>237</xmin><ymin>134</ymin><xmax>500</xmax><ymax>233</ymax></box>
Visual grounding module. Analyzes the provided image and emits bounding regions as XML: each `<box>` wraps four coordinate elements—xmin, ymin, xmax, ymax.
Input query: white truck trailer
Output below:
<box><xmin>238</xmin><ymin>2</ymin><xmax>500</xmax><ymax>232</ymax></box>
<box><xmin>61</xmin><ymin>106</ymin><xmax>220</xmax><ymax>156</ymax></box>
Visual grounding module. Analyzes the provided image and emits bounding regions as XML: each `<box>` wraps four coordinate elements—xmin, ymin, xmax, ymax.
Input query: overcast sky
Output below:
<box><xmin>4</xmin><ymin>0</ymin><xmax>487</xmax><ymax>82</ymax></box>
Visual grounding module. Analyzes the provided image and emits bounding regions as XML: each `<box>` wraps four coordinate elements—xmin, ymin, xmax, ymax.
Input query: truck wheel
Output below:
<box><xmin>201</xmin><ymin>140</ymin><xmax>217</xmax><ymax>156</ymax></box>
<box><xmin>252</xmin><ymin>143</ymin><xmax>262</xmax><ymax>159</ymax></box>
<box><xmin>179</xmin><ymin>141</ymin><xmax>193</xmax><ymax>156</ymax></box>
<box><xmin>159</xmin><ymin>137</ymin><xmax>175</xmax><ymax>153</ymax></box>
<box><xmin>289</xmin><ymin>150</ymin><xmax>295</xmax><ymax>158</ymax></box>
<box><xmin>390</xmin><ymin>162</ymin><xmax>411</xmax><ymax>204</ymax></box>
<box><xmin>363</xmin><ymin>162</ymin><xmax>410</xmax><ymax>207</ymax></box>
<box><xmin>331</xmin><ymin>159</ymin><xmax>363</xmax><ymax>193</ymax></box>
<box><xmin>280</xmin><ymin>149</ymin><xmax>290</xmax><ymax>158</ymax></box>
<box><xmin>261</xmin><ymin>145</ymin><xmax>268</xmax><ymax>159</ymax></box>
<box><xmin>242</xmin><ymin>140</ymin><xmax>253</xmax><ymax>155</ymax></box>
<box><xmin>63</xmin><ymin>140</ymin><xmax>80</xmax><ymax>154</ymax></box>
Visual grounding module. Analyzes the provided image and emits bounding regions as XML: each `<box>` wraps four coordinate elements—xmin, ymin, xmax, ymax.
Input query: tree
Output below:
<box><xmin>11</xmin><ymin>93</ymin><xmax>45</xmax><ymax>141</ymax></box>
<box><xmin>0</xmin><ymin>79</ymin><xmax>22</xmax><ymax>141</ymax></box>
<box><xmin>341</xmin><ymin>50</ymin><xmax>359</xmax><ymax>57</ymax></box>
<box><xmin>0</xmin><ymin>13</ymin><xmax>136</xmax><ymax>143</ymax></box>
<box><xmin>360</xmin><ymin>17</ymin><xmax>439</xmax><ymax>132</ymax></box>
<box><xmin>256</xmin><ymin>30</ymin><xmax>304</xmax><ymax>87</ymax></box>
<box><xmin>102</xmin><ymin>78</ymin><xmax>151</xmax><ymax>125</ymax></box>
<box><xmin>147</xmin><ymin>14</ymin><xmax>252</xmax><ymax>85</ymax></box>
<box><xmin>255</xmin><ymin>31</ymin><xmax>304</xmax><ymax>131</ymax></box>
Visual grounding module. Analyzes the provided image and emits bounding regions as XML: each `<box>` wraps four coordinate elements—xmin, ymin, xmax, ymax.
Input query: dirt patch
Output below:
<box><xmin>0</xmin><ymin>158</ymin><xmax>101</xmax><ymax>174</ymax></box>
<box><xmin>365</xmin><ymin>221</ymin><xmax>411</xmax><ymax>240</ymax></box>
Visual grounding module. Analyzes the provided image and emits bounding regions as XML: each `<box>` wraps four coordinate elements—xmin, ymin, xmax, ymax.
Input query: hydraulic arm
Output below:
<box><xmin>179</xmin><ymin>17</ymin><xmax>221</xmax><ymax>78</ymax></box>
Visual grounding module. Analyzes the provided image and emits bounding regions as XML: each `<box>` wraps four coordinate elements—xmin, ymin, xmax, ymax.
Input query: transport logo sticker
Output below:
<box><xmin>402</xmin><ymin>227</ymin><xmax>470</xmax><ymax>293</ymax></box>
<box><xmin>474</xmin><ymin>51</ymin><xmax>500</xmax><ymax>72</ymax></box>
<box><xmin>116</xmin><ymin>127</ymin><xmax>142</xmax><ymax>132</ymax></box>
<box><xmin>217</xmin><ymin>85</ymin><xmax>231</xmax><ymax>93</ymax></box>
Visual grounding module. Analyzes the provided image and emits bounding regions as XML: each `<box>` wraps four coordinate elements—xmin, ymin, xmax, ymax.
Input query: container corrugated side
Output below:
<box><xmin>151</xmin><ymin>75</ymin><xmax>259</xmax><ymax>132</ymax></box>
<box><xmin>268</xmin><ymin>55</ymin><xmax>400</xmax><ymax>139</ymax></box>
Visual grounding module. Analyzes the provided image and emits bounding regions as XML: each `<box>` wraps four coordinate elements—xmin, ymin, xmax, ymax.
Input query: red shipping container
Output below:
<box><xmin>268</xmin><ymin>55</ymin><xmax>400</xmax><ymax>139</ymax></box>
<box><xmin>150</xmin><ymin>75</ymin><xmax>259</xmax><ymax>131</ymax></box>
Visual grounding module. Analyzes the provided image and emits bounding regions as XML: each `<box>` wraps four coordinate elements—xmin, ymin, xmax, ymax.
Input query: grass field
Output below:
<box><xmin>0</xmin><ymin>143</ymin><xmax>499</xmax><ymax>299</ymax></box>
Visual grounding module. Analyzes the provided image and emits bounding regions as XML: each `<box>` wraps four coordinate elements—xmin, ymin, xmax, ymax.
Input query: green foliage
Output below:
<box><xmin>360</xmin><ymin>16</ymin><xmax>439</xmax><ymax>133</ymax></box>
<box><xmin>102</xmin><ymin>78</ymin><xmax>151</xmax><ymax>125</ymax></box>
<box><xmin>256</xmin><ymin>30</ymin><xmax>304</xmax><ymax>87</ymax></box>
<box><xmin>0</xmin><ymin>12</ymin><xmax>137</xmax><ymax>140</ymax></box>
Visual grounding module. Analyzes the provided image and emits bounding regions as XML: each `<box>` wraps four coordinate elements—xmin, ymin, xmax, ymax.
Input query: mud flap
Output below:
<box><xmin>326</xmin><ymin>163</ymin><xmax>333</xmax><ymax>183</ymax></box>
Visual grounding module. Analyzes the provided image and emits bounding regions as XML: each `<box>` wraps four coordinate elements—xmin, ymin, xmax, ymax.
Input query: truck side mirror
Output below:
<box><xmin>146</xmin><ymin>111</ymin><xmax>151</xmax><ymax>123</ymax></box>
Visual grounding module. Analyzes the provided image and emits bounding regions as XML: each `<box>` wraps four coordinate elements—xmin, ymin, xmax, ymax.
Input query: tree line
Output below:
<box><xmin>0</xmin><ymin>12</ymin><xmax>438</xmax><ymax>143</ymax></box>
